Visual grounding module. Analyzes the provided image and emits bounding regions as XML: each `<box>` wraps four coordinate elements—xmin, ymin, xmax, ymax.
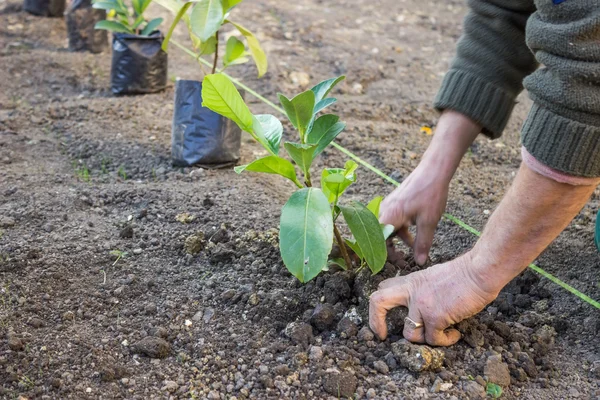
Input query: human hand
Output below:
<box><xmin>368</xmin><ymin>253</ymin><xmax>499</xmax><ymax>345</ymax></box>
<box><xmin>381</xmin><ymin>110</ymin><xmax>482</xmax><ymax>265</ymax></box>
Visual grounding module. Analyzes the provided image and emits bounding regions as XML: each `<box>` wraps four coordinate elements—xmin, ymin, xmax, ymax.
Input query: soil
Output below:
<box><xmin>1</xmin><ymin>0</ymin><xmax>599</xmax><ymax>399</ymax></box>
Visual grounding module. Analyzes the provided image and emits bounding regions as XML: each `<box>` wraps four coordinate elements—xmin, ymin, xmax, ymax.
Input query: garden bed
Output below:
<box><xmin>0</xmin><ymin>0</ymin><xmax>599</xmax><ymax>399</ymax></box>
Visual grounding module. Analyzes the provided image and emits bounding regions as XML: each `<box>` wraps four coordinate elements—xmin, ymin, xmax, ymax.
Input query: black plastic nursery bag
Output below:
<box><xmin>171</xmin><ymin>79</ymin><xmax>242</xmax><ymax>168</ymax></box>
<box><xmin>23</xmin><ymin>0</ymin><xmax>65</xmax><ymax>17</ymax></box>
<box><xmin>110</xmin><ymin>31</ymin><xmax>167</xmax><ymax>95</ymax></box>
<box><xmin>65</xmin><ymin>0</ymin><xmax>108</xmax><ymax>53</ymax></box>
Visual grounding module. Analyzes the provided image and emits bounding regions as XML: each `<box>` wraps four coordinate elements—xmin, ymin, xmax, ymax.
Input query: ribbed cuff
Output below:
<box><xmin>434</xmin><ymin>70</ymin><xmax>517</xmax><ymax>139</ymax></box>
<box><xmin>522</xmin><ymin>103</ymin><xmax>600</xmax><ymax>178</ymax></box>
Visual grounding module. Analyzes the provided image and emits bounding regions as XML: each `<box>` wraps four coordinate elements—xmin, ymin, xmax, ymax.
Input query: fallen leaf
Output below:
<box><xmin>420</xmin><ymin>126</ymin><xmax>433</xmax><ymax>135</ymax></box>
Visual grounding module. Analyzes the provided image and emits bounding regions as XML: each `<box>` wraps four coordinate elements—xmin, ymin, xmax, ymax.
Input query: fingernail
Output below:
<box><xmin>416</xmin><ymin>254</ymin><xmax>427</xmax><ymax>265</ymax></box>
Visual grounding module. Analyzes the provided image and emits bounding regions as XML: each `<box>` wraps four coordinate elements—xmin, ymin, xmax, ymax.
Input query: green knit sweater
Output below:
<box><xmin>434</xmin><ymin>0</ymin><xmax>600</xmax><ymax>177</ymax></box>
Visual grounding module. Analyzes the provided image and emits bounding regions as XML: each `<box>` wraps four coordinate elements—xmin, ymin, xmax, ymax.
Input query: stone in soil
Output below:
<box><xmin>484</xmin><ymin>354</ymin><xmax>511</xmax><ymax>387</ymax></box>
<box><xmin>184</xmin><ymin>232</ymin><xmax>205</xmax><ymax>255</ymax></box>
<box><xmin>337</xmin><ymin>317</ymin><xmax>358</xmax><ymax>338</ymax></box>
<box><xmin>323</xmin><ymin>370</ymin><xmax>357</xmax><ymax>398</ymax></box>
<box><xmin>310</xmin><ymin>303</ymin><xmax>335</xmax><ymax>331</ymax></box>
<box><xmin>357</xmin><ymin>326</ymin><xmax>374</xmax><ymax>342</ymax></box>
<box><xmin>462</xmin><ymin>380</ymin><xmax>486</xmax><ymax>399</ymax></box>
<box><xmin>8</xmin><ymin>335</ymin><xmax>24</xmax><ymax>351</ymax></box>
<box><xmin>119</xmin><ymin>225</ymin><xmax>134</xmax><ymax>238</ymax></box>
<box><xmin>373</xmin><ymin>360</ymin><xmax>389</xmax><ymax>374</ymax></box>
<box><xmin>131</xmin><ymin>336</ymin><xmax>171</xmax><ymax>359</ymax></box>
<box><xmin>284</xmin><ymin>322</ymin><xmax>313</xmax><ymax>348</ymax></box>
<box><xmin>391</xmin><ymin>339</ymin><xmax>445</xmax><ymax>372</ymax></box>
<box><xmin>323</xmin><ymin>274</ymin><xmax>351</xmax><ymax>304</ymax></box>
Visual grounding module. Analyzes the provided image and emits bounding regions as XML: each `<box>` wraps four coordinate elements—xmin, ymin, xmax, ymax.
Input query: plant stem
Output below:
<box><xmin>305</xmin><ymin>170</ymin><xmax>312</xmax><ymax>187</ymax></box>
<box><xmin>334</xmin><ymin>223</ymin><xmax>352</xmax><ymax>270</ymax></box>
<box><xmin>212</xmin><ymin>31</ymin><xmax>219</xmax><ymax>74</ymax></box>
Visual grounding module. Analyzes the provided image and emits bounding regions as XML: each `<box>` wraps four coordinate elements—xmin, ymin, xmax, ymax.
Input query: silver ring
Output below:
<box><xmin>405</xmin><ymin>317</ymin><xmax>423</xmax><ymax>329</ymax></box>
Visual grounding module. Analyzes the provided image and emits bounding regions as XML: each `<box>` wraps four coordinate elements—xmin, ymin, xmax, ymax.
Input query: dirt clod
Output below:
<box><xmin>131</xmin><ymin>336</ymin><xmax>171</xmax><ymax>359</ymax></box>
<box><xmin>310</xmin><ymin>303</ymin><xmax>335</xmax><ymax>331</ymax></box>
<box><xmin>323</xmin><ymin>370</ymin><xmax>357</xmax><ymax>398</ymax></box>
<box><xmin>8</xmin><ymin>335</ymin><xmax>24</xmax><ymax>351</ymax></box>
<box><xmin>184</xmin><ymin>232</ymin><xmax>205</xmax><ymax>255</ymax></box>
<box><xmin>284</xmin><ymin>322</ymin><xmax>313</xmax><ymax>348</ymax></box>
<box><xmin>391</xmin><ymin>339</ymin><xmax>445</xmax><ymax>372</ymax></box>
<box><xmin>337</xmin><ymin>317</ymin><xmax>358</xmax><ymax>338</ymax></box>
<box><xmin>484</xmin><ymin>354</ymin><xmax>511</xmax><ymax>387</ymax></box>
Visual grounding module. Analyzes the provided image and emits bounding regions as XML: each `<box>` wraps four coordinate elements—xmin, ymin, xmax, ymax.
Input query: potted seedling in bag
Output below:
<box><xmin>201</xmin><ymin>73</ymin><xmax>394</xmax><ymax>282</ymax></box>
<box><xmin>158</xmin><ymin>0</ymin><xmax>268</xmax><ymax>168</ymax></box>
<box><xmin>93</xmin><ymin>0</ymin><xmax>167</xmax><ymax>94</ymax></box>
<box><xmin>66</xmin><ymin>0</ymin><xmax>108</xmax><ymax>53</ymax></box>
<box><xmin>23</xmin><ymin>0</ymin><xmax>65</xmax><ymax>17</ymax></box>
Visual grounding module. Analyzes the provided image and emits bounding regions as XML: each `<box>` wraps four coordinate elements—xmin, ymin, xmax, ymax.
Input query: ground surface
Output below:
<box><xmin>0</xmin><ymin>0</ymin><xmax>599</xmax><ymax>399</ymax></box>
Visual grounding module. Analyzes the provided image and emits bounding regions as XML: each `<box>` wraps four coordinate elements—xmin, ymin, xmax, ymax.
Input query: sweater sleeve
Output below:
<box><xmin>434</xmin><ymin>0</ymin><xmax>538</xmax><ymax>138</ymax></box>
<box><xmin>521</xmin><ymin>0</ymin><xmax>600</xmax><ymax>178</ymax></box>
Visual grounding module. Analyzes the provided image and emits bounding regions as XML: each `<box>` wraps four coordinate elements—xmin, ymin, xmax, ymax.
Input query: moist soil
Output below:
<box><xmin>1</xmin><ymin>0</ymin><xmax>599</xmax><ymax>399</ymax></box>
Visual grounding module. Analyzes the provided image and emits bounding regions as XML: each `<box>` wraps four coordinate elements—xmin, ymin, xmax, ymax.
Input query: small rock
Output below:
<box><xmin>568</xmin><ymin>388</ymin><xmax>580</xmax><ymax>398</ymax></box>
<box><xmin>284</xmin><ymin>322</ymin><xmax>313</xmax><ymax>348</ymax></box>
<box><xmin>391</xmin><ymin>339</ymin><xmax>445</xmax><ymax>372</ymax></box>
<box><xmin>161</xmin><ymin>380</ymin><xmax>178</xmax><ymax>393</ymax></box>
<box><xmin>28</xmin><ymin>317</ymin><xmax>45</xmax><ymax>328</ymax></box>
<box><xmin>184</xmin><ymin>232</ymin><xmax>205</xmax><ymax>255</ymax></box>
<box><xmin>323</xmin><ymin>370</ymin><xmax>357</xmax><ymax>398</ymax></box>
<box><xmin>337</xmin><ymin>317</ymin><xmax>358</xmax><ymax>338</ymax></box>
<box><xmin>310</xmin><ymin>303</ymin><xmax>335</xmax><ymax>331</ymax></box>
<box><xmin>119</xmin><ymin>225</ymin><xmax>134</xmax><ymax>239</ymax></box>
<box><xmin>192</xmin><ymin>310</ymin><xmax>204</xmax><ymax>322</ymax></box>
<box><xmin>131</xmin><ymin>337</ymin><xmax>170</xmax><ymax>359</ymax></box>
<box><xmin>220</xmin><ymin>289</ymin><xmax>236</xmax><ymax>301</ymax></box>
<box><xmin>0</xmin><ymin>216</ymin><xmax>15</xmax><ymax>228</ymax></box>
<box><xmin>463</xmin><ymin>327</ymin><xmax>485</xmax><ymax>348</ymax></box>
<box><xmin>8</xmin><ymin>335</ymin><xmax>24</xmax><ymax>351</ymax></box>
<box><xmin>484</xmin><ymin>355</ymin><xmax>511</xmax><ymax>387</ymax></box>
<box><xmin>289</xmin><ymin>71</ymin><xmax>310</xmax><ymax>87</ymax></box>
<box><xmin>373</xmin><ymin>360</ymin><xmax>389</xmax><ymax>374</ymax></box>
<box><xmin>248</xmin><ymin>293</ymin><xmax>259</xmax><ymax>306</ymax></box>
<box><xmin>133</xmin><ymin>248</ymin><xmax>142</xmax><ymax>255</ymax></box>
<box><xmin>203</xmin><ymin>308</ymin><xmax>215</xmax><ymax>323</ymax></box>
<box><xmin>259</xmin><ymin>365</ymin><xmax>269</xmax><ymax>375</ymax></box>
<box><xmin>309</xmin><ymin>346</ymin><xmax>323</xmax><ymax>362</ymax></box>
<box><xmin>62</xmin><ymin>311</ymin><xmax>75</xmax><ymax>321</ymax></box>
<box><xmin>462</xmin><ymin>381</ymin><xmax>486</xmax><ymax>399</ymax></box>
<box><xmin>144</xmin><ymin>303</ymin><xmax>157</xmax><ymax>315</ymax></box>
<box><xmin>358</xmin><ymin>326</ymin><xmax>374</xmax><ymax>342</ymax></box>
<box><xmin>366</xmin><ymin>388</ymin><xmax>376</xmax><ymax>398</ymax></box>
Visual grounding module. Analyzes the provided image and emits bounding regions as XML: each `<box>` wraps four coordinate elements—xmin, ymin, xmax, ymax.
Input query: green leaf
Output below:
<box><xmin>367</xmin><ymin>196</ymin><xmax>383</xmax><ymax>217</ymax></box>
<box><xmin>252</xmin><ymin>114</ymin><xmax>283</xmax><ymax>155</ymax></box>
<box><xmin>141</xmin><ymin>17</ymin><xmax>163</xmax><ymax>36</ymax></box>
<box><xmin>328</xmin><ymin>257</ymin><xmax>348</xmax><ymax>270</ymax></box>
<box><xmin>382</xmin><ymin>224</ymin><xmax>395</xmax><ymax>240</ymax></box>
<box><xmin>595</xmin><ymin>210</ymin><xmax>600</xmax><ymax>252</ymax></box>
<box><xmin>92</xmin><ymin>0</ymin><xmax>123</xmax><ymax>12</ymax></box>
<box><xmin>222</xmin><ymin>0</ymin><xmax>242</xmax><ymax>10</ymax></box>
<box><xmin>139</xmin><ymin>0</ymin><xmax>153</xmax><ymax>14</ymax></box>
<box><xmin>280</xmin><ymin>188</ymin><xmax>334</xmax><ymax>283</ymax></box>
<box><xmin>94</xmin><ymin>20</ymin><xmax>133</xmax><ymax>33</ymax></box>
<box><xmin>152</xmin><ymin>0</ymin><xmax>182</xmax><ymax>15</ymax></box>
<box><xmin>234</xmin><ymin>155</ymin><xmax>301</xmax><ymax>187</ymax></box>
<box><xmin>314</xmin><ymin>97</ymin><xmax>337</xmax><ymax>114</ymax></box>
<box><xmin>311</xmin><ymin>76</ymin><xmax>345</xmax><ymax>104</ymax></box>
<box><xmin>224</xmin><ymin>36</ymin><xmax>246</xmax><ymax>66</ymax></box>
<box><xmin>228</xmin><ymin>21</ymin><xmax>267</xmax><ymax>77</ymax></box>
<box><xmin>132</xmin><ymin>0</ymin><xmax>142</xmax><ymax>15</ymax></box>
<box><xmin>198</xmin><ymin>34</ymin><xmax>217</xmax><ymax>55</ymax></box>
<box><xmin>201</xmin><ymin>74</ymin><xmax>253</xmax><ymax>132</ymax></box>
<box><xmin>162</xmin><ymin>2</ymin><xmax>192</xmax><ymax>51</ymax></box>
<box><xmin>284</xmin><ymin>142</ymin><xmax>318</xmax><ymax>177</ymax></box>
<box><xmin>340</xmin><ymin>201</ymin><xmax>387</xmax><ymax>274</ymax></box>
<box><xmin>190</xmin><ymin>0</ymin><xmax>224</xmax><ymax>42</ymax></box>
<box><xmin>321</xmin><ymin>161</ymin><xmax>357</xmax><ymax>204</ymax></box>
<box><xmin>278</xmin><ymin>90</ymin><xmax>315</xmax><ymax>141</ymax></box>
<box><xmin>306</xmin><ymin>114</ymin><xmax>346</xmax><ymax>157</ymax></box>
<box><xmin>345</xmin><ymin>238</ymin><xmax>363</xmax><ymax>260</ymax></box>
<box><xmin>485</xmin><ymin>382</ymin><xmax>503</xmax><ymax>399</ymax></box>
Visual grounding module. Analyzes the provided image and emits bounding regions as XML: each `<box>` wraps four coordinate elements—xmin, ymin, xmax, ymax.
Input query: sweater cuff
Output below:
<box><xmin>434</xmin><ymin>70</ymin><xmax>517</xmax><ymax>139</ymax></box>
<box><xmin>522</xmin><ymin>103</ymin><xmax>600</xmax><ymax>178</ymax></box>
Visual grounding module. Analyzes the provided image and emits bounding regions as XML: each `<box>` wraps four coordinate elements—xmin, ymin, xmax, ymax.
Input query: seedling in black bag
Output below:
<box><xmin>92</xmin><ymin>0</ymin><xmax>163</xmax><ymax>36</ymax></box>
<box><xmin>201</xmin><ymin>73</ymin><xmax>394</xmax><ymax>282</ymax></box>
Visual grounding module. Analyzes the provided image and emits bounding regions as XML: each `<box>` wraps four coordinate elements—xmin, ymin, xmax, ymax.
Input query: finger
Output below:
<box><xmin>425</xmin><ymin>327</ymin><xmax>462</xmax><ymax>347</ymax></box>
<box><xmin>414</xmin><ymin>217</ymin><xmax>435</xmax><ymax>266</ymax></box>
<box><xmin>369</xmin><ymin>286</ymin><xmax>409</xmax><ymax>341</ymax></box>
<box><xmin>402</xmin><ymin>308</ymin><xmax>425</xmax><ymax>343</ymax></box>
<box><xmin>378</xmin><ymin>276</ymin><xmax>407</xmax><ymax>290</ymax></box>
<box><xmin>396</xmin><ymin>226</ymin><xmax>414</xmax><ymax>248</ymax></box>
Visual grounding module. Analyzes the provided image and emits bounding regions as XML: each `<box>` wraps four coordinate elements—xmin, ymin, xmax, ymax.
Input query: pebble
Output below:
<box><xmin>373</xmin><ymin>360</ymin><xmax>389</xmax><ymax>374</ymax></box>
<box><xmin>28</xmin><ymin>317</ymin><xmax>45</xmax><ymax>328</ymax></box>
<box><xmin>145</xmin><ymin>303</ymin><xmax>157</xmax><ymax>315</ymax></box>
<box><xmin>310</xmin><ymin>303</ymin><xmax>335</xmax><ymax>331</ymax></box>
<box><xmin>323</xmin><ymin>370</ymin><xmax>357</xmax><ymax>398</ymax></box>
<box><xmin>357</xmin><ymin>326</ymin><xmax>374</xmax><ymax>342</ymax></box>
<box><xmin>462</xmin><ymin>381</ymin><xmax>486</xmax><ymax>399</ymax></box>
<box><xmin>161</xmin><ymin>380</ymin><xmax>178</xmax><ymax>393</ymax></box>
<box><xmin>192</xmin><ymin>310</ymin><xmax>204</xmax><ymax>322</ymax></box>
<box><xmin>133</xmin><ymin>248</ymin><xmax>142</xmax><ymax>255</ymax></box>
<box><xmin>337</xmin><ymin>317</ymin><xmax>358</xmax><ymax>338</ymax></box>
<box><xmin>184</xmin><ymin>233</ymin><xmax>205</xmax><ymax>255</ymax></box>
<box><xmin>203</xmin><ymin>308</ymin><xmax>215</xmax><ymax>323</ymax></box>
<box><xmin>62</xmin><ymin>311</ymin><xmax>75</xmax><ymax>321</ymax></box>
<box><xmin>366</xmin><ymin>388</ymin><xmax>376</xmax><ymax>398</ymax></box>
<box><xmin>309</xmin><ymin>346</ymin><xmax>323</xmax><ymax>362</ymax></box>
<box><xmin>131</xmin><ymin>336</ymin><xmax>171</xmax><ymax>359</ymax></box>
<box><xmin>289</xmin><ymin>71</ymin><xmax>310</xmax><ymax>87</ymax></box>
<box><xmin>119</xmin><ymin>225</ymin><xmax>134</xmax><ymax>239</ymax></box>
<box><xmin>391</xmin><ymin>339</ymin><xmax>445</xmax><ymax>372</ymax></box>
<box><xmin>8</xmin><ymin>335</ymin><xmax>24</xmax><ymax>351</ymax></box>
<box><xmin>484</xmin><ymin>354</ymin><xmax>511</xmax><ymax>387</ymax></box>
<box><xmin>0</xmin><ymin>216</ymin><xmax>15</xmax><ymax>228</ymax></box>
<box><xmin>284</xmin><ymin>322</ymin><xmax>313</xmax><ymax>348</ymax></box>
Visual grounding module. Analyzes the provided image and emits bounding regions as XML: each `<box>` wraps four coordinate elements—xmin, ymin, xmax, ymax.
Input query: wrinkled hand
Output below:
<box><xmin>369</xmin><ymin>254</ymin><xmax>499</xmax><ymax>346</ymax></box>
<box><xmin>380</xmin><ymin>162</ymin><xmax>450</xmax><ymax>265</ymax></box>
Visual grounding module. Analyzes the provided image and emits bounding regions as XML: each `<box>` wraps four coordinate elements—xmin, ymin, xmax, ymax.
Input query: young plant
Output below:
<box><xmin>92</xmin><ymin>0</ymin><xmax>163</xmax><ymax>35</ymax></box>
<box><xmin>158</xmin><ymin>0</ymin><xmax>266</xmax><ymax>76</ymax></box>
<box><xmin>201</xmin><ymin>73</ymin><xmax>393</xmax><ymax>282</ymax></box>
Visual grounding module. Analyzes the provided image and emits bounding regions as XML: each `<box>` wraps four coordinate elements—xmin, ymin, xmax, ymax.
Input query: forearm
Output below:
<box><xmin>469</xmin><ymin>163</ymin><xmax>597</xmax><ymax>294</ymax></box>
<box><xmin>421</xmin><ymin>110</ymin><xmax>481</xmax><ymax>182</ymax></box>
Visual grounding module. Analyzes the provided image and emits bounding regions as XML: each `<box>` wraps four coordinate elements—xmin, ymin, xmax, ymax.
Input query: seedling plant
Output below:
<box><xmin>201</xmin><ymin>74</ymin><xmax>393</xmax><ymax>282</ymax></box>
<box><xmin>158</xmin><ymin>0</ymin><xmax>267</xmax><ymax>76</ymax></box>
<box><xmin>92</xmin><ymin>0</ymin><xmax>163</xmax><ymax>35</ymax></box>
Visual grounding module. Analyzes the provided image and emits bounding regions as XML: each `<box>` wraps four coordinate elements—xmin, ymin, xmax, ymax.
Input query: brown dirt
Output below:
<box><xmin>0</xmin><ymin>0</ymin><xmax>599</xmax><ymax>399</ymax></box>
